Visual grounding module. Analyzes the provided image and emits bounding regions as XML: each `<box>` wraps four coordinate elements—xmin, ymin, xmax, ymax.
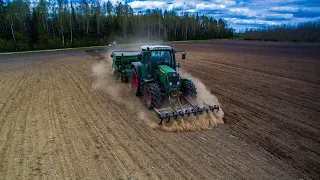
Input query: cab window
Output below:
<box><xmin>151</xmin><ymin>50</ymin><xmax>172</xmax><ymax>66</ymax></box>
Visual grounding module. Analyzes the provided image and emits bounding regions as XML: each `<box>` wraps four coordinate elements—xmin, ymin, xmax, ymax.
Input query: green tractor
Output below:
<box><xmin>112</xmin><ymin>45</ymin><xmax>219</xmax><ymax>124</ymax></box>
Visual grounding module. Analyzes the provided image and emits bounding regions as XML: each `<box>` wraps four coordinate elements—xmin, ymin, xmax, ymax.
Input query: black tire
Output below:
<box><xmin>181</xmin><ymin>79</ymin><xmax>197</xmax><ymax>99</ymax></box>
<box><xmin>143</xmin><ymin>83</ymin><xmax>162</xmax><ymax>109</ymax></box>
<box><xmin>121</xmin><ymin>76</ymin><xmax>128</xmax><ymax>83</ymax></box>
<box><xmin>130</xmin><ymin>68</ymin><xmax>140</xmax><ymax>96</ymax></box>
<box><xmin>112</xmin><ymin>70</ymin><xmax>119</xmax><ymax>79</ymax></box>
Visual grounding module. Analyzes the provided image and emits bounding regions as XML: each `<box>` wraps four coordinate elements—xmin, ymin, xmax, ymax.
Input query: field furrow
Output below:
<box><xmin>0</xmin><ymin>41</ymin><xmax>319</xmax><ymax>179</ymax></box>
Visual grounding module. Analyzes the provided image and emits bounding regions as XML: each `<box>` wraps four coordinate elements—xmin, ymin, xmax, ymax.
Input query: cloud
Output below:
<box><xmin>129</xmin><ymin>1</ymin><xmax>167</xmax><ymax>10</ymax></box>
<box><xmin>108</xmin><ymin>0</ymin><xmax>125</xmax><ymax>5</ymax></box>
<box><xmin>227</xmin><ymin>8</ymin><xmax>255</xmax><ymax>18</ymax></box>
<box><xmin>293</xmin><ymin>7</ymin><xmax>320</xmax><ymax>18</ymax></box>
<box><xmin>125</xmin><ymin>0</ymin><xmax>320</xmax><ymax>31</ymax></box>
<box><xmin>225</xmin><ymin>18</ymin><xmax>278</xmax><ymax>26</ymax></box>
<box><xmin>264</xmin><ymin>13</ymin><xmax>294</xmax><ymax>21</ymax></box>
<box><xmin>167</xmin><ymin>2</ymin><xmax>196</xmax><ymax>11</ymax></box>
<box><xmin>196</xmin><ymin>3</ymin><xmax>226</xmax><ymax>11</ymax></box>
<box><xmin>269</xmin><ymin>6</ymin><xmax>299</xmax><ymax>13</ymax></box>
<box><xmin>214</xmin><ymin>0</ymin><xmax>236</xmax><ymax>6</ymax></box>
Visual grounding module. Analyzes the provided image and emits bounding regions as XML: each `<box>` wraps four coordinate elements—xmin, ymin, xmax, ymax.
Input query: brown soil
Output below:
<box><xmin>0</xmin><ymin>40</ymin><xmax>319</xmax><ymax>179</ymax></box>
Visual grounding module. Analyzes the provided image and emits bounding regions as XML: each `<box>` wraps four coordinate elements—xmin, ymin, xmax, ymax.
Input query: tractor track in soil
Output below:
<box><xmin>0</xmin><ymin>40</ymin><xmax>319</xmax><ymax>179</ymax></box>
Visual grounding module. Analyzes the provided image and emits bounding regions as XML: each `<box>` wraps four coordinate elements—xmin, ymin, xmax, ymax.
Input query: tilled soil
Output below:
<box><xmin>0</xmin><ymin>40</ymin><xmax>319</xmax><ymax>179</ymax></box>
<box><xmin>171</xmin><ymin>40</ymin><xmax>320</xmax><ymax>179</ymax></box>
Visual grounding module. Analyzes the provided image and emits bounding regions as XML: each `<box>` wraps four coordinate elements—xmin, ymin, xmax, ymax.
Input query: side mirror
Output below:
<box><xmin>111</xmin><ymin>54</ymin><xmax>113</xmax><ymax>58</ymax></box>
<box><xmin>137</xmin><ymin>54</ymin><xmax>142</xmax><ymax>61</ymax></box>
<box><xmin>177</xmin><ymin>62</ymin><xmax>180</xmax><ymax>68</ymax></box>
<box><xmin>182</xmin><ymin>53</ymin><xmax>186</xmax><ymax>59</ymax></box>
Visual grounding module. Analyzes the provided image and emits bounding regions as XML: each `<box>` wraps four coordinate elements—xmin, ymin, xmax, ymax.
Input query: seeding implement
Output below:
<box><xmin>111</xmin><ymin>45</ymin><xmax>220</xmax><ymax>124</ymax></box>
<box><xmin>111</xmin><ymin>51</ymin><xmax>140</xmax><ymax>82</ymax></box>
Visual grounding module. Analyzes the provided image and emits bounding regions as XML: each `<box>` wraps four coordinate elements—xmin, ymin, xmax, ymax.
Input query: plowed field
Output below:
<box><xmin>0</xmin><ymin>40</ymin><xmax>319</xmax><ymax>179</ymax></box>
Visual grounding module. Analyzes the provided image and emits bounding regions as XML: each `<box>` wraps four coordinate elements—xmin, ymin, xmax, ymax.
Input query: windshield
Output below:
<box><xmin>151</xmin><ymin>50</ymin><xmax>172</xmax><ymax>66</ymax></box>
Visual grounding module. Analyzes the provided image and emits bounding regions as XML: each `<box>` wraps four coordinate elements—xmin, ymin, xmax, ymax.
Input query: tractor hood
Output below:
<box><xmin>157</xmin><ymin>65</ymin><xmax>180</xmax><ymax>88</ymax></box>
<box><xmin>157</xmin><ymin>65</ymin><xmax>176</xmax><ymax>73</ymax></box>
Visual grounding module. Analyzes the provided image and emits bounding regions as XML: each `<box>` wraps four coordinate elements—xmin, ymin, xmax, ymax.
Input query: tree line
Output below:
<box><xmin>239</xmin><ymin>21</ymin><xmax>320</xmax><ymax>42</ymax></box>
<box><xmin>0</xmin><ymin>0</ymin><xmax>234</xmax><ymax>52</ymax></box>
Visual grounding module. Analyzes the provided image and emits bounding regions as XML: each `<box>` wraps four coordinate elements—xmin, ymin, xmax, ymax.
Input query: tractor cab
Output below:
<box><xmin>137</xmin><ymin>45</ymin><xmax>186</xmax><ymax>77</ymax></box>
<box><xmin>139</xmin><ymin>45</ymin><xmax>177</xmax><ymax>71</ymax></box>
<box><xmin>134</xmin><ymin>45</ymin><xmax>186</xmax><ymax>94</ymax></box>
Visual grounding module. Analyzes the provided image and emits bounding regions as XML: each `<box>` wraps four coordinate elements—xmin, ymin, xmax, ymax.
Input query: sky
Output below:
<box><xmin>109</xmin><ymin>0</ymin><xmax>320</xmax><ymax>31</ymax></box>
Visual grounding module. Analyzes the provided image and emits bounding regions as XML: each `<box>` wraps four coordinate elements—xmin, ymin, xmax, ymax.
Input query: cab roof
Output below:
<box><xmin>141</xmin><ymin>45</ymin><xmax>172</xmax><ymax>51</ymax></box>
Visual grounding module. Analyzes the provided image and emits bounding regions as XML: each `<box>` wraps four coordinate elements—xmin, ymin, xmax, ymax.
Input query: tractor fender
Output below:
<box><xmin>131</xmin><ymin>62</ymin><xmax>143</xmax><ymax>78</ymax></box>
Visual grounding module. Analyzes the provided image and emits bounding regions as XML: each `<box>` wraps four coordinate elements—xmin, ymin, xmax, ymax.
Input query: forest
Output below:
<box><xmin>0</xmin><ymin>0</ymin><xmax>234</xmax><ymax>52</ymax></box>
<box><xmin>240</xmin><ymin>21</ymin><xmax>320</xmax><ymax>42</ymax></box>
<box><xmin>1</xmin><ymin>0</ymin><xmax>319</xmax><ymax>52</ymax></box>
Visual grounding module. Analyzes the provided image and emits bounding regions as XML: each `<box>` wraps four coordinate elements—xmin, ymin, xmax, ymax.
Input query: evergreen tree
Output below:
<box><xmin>0</xmin><ymin>0</ymin><xmax>237</xmax><ymax>52</ymax></box>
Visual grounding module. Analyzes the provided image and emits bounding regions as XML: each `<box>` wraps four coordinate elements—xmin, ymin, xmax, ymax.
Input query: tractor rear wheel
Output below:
<box><xmin>130</xmin><ymin>68</ymin><xmax>140</xmax><ymax>96</ymax></box>
<box><xmin>143</xmin><ymin>83</ymin><xmax>162</xmax><ymax>109</ymax></box>
<box><xmin>182</xmin><ymin>79</ymin><xmax>197</xmax><ymax>99</ymax></box>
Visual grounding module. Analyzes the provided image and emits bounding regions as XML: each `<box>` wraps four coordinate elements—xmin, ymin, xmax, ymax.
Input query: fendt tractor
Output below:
<box><xmin>111</xmin><ymin>45</ymin><xmax>219</xmax><ymax>124</ymax></box>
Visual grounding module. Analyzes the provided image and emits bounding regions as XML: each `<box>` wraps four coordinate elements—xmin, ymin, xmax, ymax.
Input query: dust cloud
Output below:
<box><xmin>91</xmin><ymin>60</ymin><xmax>119</xmax><ymax>97</ymax></box>
<box><xmin>180</xmin><ymin>69</ymin><xmax>224</xmax><ymax>122</ymax></box>
<box><xmin>91</xmin><ymin>54</ymin><xmax>147</xmax><ymax>113</ymax></box>
<box><xmin>91</xmin><ymin>55</ymin><xmax>133</xmax><ymax>106</ymax></box>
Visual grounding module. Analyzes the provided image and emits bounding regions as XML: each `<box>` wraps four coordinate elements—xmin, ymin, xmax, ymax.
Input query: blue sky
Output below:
<box><xmin>109</xmin><ymin>0</ymin><xmax>320</xmax><ymax>31</ymax></box>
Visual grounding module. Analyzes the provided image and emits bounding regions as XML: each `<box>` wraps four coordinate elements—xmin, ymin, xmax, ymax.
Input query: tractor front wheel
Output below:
<box><xmin>143</xmin><ymin>83</ymin><xmax>162</xmax><ymax>109</ymax></box>
<box><xmin>130</xmin><ymin>68</ymin><xmax>140</xmax><ymax>96</ymax></box>
<box><xmin>182</xmin><ymin>79</ymin><xmax>197</xmax><ymax>99</ymax></box>
<box><xmin>121</xmin><ymin>76</ymin><xmax>128</xmax><ymax>83</ymax></box>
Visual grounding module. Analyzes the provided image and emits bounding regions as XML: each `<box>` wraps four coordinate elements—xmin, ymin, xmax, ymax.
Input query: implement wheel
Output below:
<box><xmin>130</xmin><ymin>68</ymin><xmax>140</xmax><ymax>96</ymax></box>
<box><xmin>182</xmin><ymin>79</ymin><xmax>197</xmax><ymax>99</ymax></box>
<box><xmin>143</xmin><ymin>83</ymin><xmax>162</xmax><ymax>109</ymax></box>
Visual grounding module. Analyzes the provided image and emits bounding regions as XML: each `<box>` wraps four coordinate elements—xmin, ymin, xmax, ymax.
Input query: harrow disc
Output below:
<box><xmin>154</xmin><ymin>104</ymin><xmax>219</xmax><ymax>125</ymax></box>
